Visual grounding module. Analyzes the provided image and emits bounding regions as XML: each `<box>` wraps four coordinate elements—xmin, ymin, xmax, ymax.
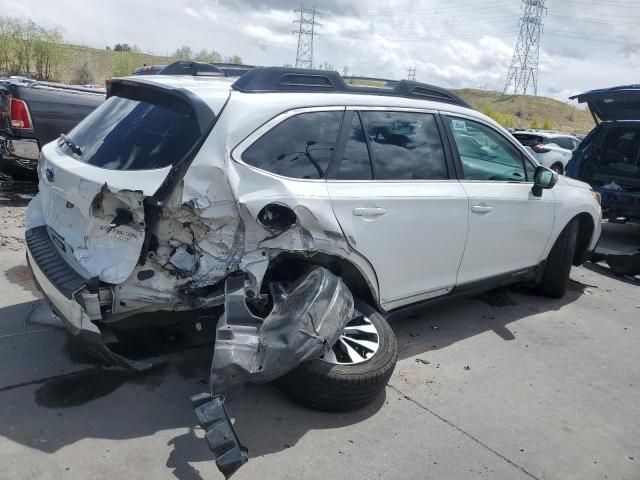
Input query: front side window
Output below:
<box><xmin>447</xmin><ymin>116</ymin><xmax>527</xmax><ymax>182</ymax></box>
<box><xmin>242</xmin><ymin>111</ymin><xmax>342</xmax><ymax>179</ymax></box>
<box><xmin>360</xmin><ymin>111</ymin><xmax>448</xmax><ymax>180</ymax></box>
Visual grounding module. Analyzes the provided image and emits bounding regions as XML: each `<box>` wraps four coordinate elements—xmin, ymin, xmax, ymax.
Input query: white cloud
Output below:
<box><xmin>184</xmin><ymin>6</ymin><xmax>199</xmax><ymax>17</ymax></box>
<box><xmin>3</xmin><ymin>0</ymin><xmax>639</xmax><ymax>102</ymax></box>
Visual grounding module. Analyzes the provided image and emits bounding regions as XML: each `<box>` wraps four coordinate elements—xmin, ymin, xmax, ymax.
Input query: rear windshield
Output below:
<box><xmin>61</xmin><ymin>95</ymin><xmax>200</xmax><ymax>170</ymax></box>
<box><xmin>513</xmin><ymin>134</ymin><xmax>545</xmax><ymax>147</ymax></box>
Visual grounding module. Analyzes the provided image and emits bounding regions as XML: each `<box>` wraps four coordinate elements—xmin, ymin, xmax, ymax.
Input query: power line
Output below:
<box><xmin>293</xmin><ymin>6</ymin><xmax>320</xmax><ymax>69</ymax></box>
<box><xmin>504</xmin><ymin>0</ymin><xmax>547</xmax><ymax>96</ymax></box>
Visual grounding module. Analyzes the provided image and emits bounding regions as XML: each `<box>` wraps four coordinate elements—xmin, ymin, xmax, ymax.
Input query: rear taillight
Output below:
<box><xmin>10</xmin><ymin>98</ymin><xmax>32</xmax><ymax>129</ymax></box>
<box><xmin>532</xmin><ymin>144</ymin><xmax>550</xmax><ymax>153</ymax></box>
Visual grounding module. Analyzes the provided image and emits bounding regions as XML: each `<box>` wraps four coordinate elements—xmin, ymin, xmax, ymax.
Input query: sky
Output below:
<box><xmin>5</xmin><ymin>0</ymin><xmax>640</xmax><ymax>103</ymax></box>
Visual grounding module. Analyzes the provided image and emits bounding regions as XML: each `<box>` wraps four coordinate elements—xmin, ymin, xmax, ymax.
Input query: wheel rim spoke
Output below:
<box><xmin>319</xmin><ymin>311</ymin><xmax>380</xmax><ymax>366</ymax></box>
<box><xmin>342</xmin><ymin>337</ymin><xmax>378</xmax><ymax>353</ymax></box>
<box><xmin>343</xmin><ymin>324</ymin><xmax>377</xmax><ymax>334</ymax></box>
<box><xmin>339</xmin><ymin>338</ymin><xmax>366</xmax><ymax>363</ymax></box>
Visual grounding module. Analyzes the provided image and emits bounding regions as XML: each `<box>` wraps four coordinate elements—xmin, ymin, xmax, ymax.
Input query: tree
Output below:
<box><xmin>72</xmin><ymin>60</ymin><xmax>92</xmax><ymax>85</ymax></box>
<box><xmin>194</xmin><ymin>48</ymin><xmax>222</xmax><ymax>63</ymax></box>
<box><xmin>113</xmin><ymin>43</ymin><xmax>133</xmax><ymax>52</ymax></box>
<box><xmin>173</xmin><ymin>45</ymin><xmax>193</xmax><ymax>60</ymax></box>
<box><xmin>0</xmin><ymin>17</ymin><xmax>63</xmax><ymax>79</ymax></box>
<box><xmin>34</xmin><ymin>27</ymin><xmax>62</xmax><ymax>80</ymax></box>
<box><xmin>223</xmin><ymin>54</ymin><xmax>242</xmax><ymax>65</ymax></box>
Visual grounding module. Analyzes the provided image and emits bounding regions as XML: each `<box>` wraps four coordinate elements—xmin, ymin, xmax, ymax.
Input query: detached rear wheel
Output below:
<box><xmin>278</xmin><ymin>299</ymin><xmax>397</xmax><ymax>412</ymax></box>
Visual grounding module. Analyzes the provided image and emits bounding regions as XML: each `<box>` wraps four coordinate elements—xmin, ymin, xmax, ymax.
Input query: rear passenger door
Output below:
<box><xmin>326</xmin><ymin>109</ymin><xmax>469</xmax><ymax>310</ymax></box>
<box><xmin>443</xmin><ymin>114</ymin><xmax>555</xmax><ymax>285</ymax></box>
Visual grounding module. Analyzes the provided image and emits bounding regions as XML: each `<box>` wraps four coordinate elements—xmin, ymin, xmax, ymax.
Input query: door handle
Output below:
<box><xmin>353</xmin><ymin>207</ymin><xmax>387</xmax><ymax>217</ymax></box>
<box><xmin>471</xmin><ymin>204</ymin><xmax>493</xmax><ymax>214</ymax></box>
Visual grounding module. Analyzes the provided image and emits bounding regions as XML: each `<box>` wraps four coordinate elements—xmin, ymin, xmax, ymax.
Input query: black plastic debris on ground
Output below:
<box><xmin>190</xmin><ymin>393</ymin><xmax>248</xmax><ymax>479</ymax></box>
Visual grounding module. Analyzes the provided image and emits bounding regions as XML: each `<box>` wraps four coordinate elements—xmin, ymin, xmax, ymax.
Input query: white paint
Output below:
<box><xmin>25</xmin><ymin>76</ymin><xmax>603</xmax><ymax>331</ymax></box>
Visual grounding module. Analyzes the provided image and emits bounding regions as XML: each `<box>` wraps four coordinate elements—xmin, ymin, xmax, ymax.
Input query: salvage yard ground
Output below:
<box><xmin>0</xmin><ymin>197</ymin><xmax>638</xmax><ymax>480</ymax></box>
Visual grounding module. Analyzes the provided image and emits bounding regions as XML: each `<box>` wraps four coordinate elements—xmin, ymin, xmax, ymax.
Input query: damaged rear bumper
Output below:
<box><xmin>26</xmin><ymin>225</ymin><xmax>148</xmax><ymax>369</ymax></box>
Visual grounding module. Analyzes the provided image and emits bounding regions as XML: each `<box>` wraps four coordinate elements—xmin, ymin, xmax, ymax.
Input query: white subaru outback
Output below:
<box><xmin>25</xmin><ymin>66</ymin><xmax>601</xmax><ymax>469</ymax></box>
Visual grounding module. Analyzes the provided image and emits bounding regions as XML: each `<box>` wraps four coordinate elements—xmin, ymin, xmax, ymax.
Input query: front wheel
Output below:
<box><xmin>277</xmin><ymin>299</ymin><xmax>398</xmax><ymax>412</ymax></box>
<box><xmin>536</xmin><ymin>219</ymin><xmax>578</xmax><ymax>298</ymax></box>
<box><xmin>550</xmin><ymin>163</ymin><xmax>564</xmax><ymax>175</ymax></box>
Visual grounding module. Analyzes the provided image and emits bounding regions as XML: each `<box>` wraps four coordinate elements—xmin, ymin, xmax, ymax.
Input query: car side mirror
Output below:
<box><xmin>532</xmin><ymin>166</ymin><xmax>558</xmax><ymax>197</ymax></box>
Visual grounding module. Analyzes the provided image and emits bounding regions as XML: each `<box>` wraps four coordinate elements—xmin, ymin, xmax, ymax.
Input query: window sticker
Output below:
<box><xmin>451</xmin><ymin>119</ymin><xmax>467</xmax><ymax>132</ymax></box>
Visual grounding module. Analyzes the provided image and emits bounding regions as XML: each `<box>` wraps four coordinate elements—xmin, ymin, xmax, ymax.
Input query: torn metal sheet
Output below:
<box><xmin>191</xmin><ymin>393</ymin><xmax>248</xmax><ymax>479</ymax></box>
<box><xmin>210</xmin><ymin>267</ymin><xmax>354</xmax><ymax>393</ymax></box>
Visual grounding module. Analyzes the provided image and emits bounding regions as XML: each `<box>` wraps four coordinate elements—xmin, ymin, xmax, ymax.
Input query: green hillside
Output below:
<box><xmin>53</xmin><ymin>44</ymin><xmax>170</xmax><ymax>84</ymax></box>
<box><xmin>454</xmin><ymin>88</ymin><xmax>594</xmax><ymax>134</ymax></box>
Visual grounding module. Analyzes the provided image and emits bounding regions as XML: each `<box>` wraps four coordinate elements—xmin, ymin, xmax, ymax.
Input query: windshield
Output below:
<box><xmin>61</xmin><ymin>95</ymin><xmax>201</xmax><ymax>170</ymax></box>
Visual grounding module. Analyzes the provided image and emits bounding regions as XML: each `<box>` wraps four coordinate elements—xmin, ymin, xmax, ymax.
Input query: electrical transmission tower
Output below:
<box><xmin>407</xmin><ymin>67</ymin><xmax>416</xmax><ymax>81</ymax></box>
<box><xmin>503</xmin><ymin>0</ymin><xmax>547</xmax><ymax>96</ymax></box>
<box><xmin>293</xmin><ymin>6</ymin><xmax>320</xmax><ymax>69</ymax></box>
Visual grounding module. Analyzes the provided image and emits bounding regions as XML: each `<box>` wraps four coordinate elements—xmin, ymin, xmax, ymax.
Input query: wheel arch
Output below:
<box><xmin>262</xmin><ymin>252</ymin><xmax>379</xmax><ymax>309</ymax></box>
<box><xmin>573</xmin><ymin>212</ymin><xmax>595</xmax><ymax>266</ymax></box>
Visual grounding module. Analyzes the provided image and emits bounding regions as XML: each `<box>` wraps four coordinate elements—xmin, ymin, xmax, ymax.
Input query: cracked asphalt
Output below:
<box><xmin>0</xmin><ymin>199</ymin><xmax>638</xmax><ymax>479</ymax></box>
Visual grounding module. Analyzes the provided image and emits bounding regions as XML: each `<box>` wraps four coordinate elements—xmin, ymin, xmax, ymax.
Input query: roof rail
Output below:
<box><xmin>155</xmin><ymin>61</ymin><xmax>255</xmax><ymax>78</ymax></box>
<box><xmin>158</xmin><ymin>61</ymin><xmax>225</xmax><ymax>77</ymax></box>
<box><xmin>232</xmin><ymin>67</ymin><xmax>471</xmax><ymax>108</ymax></box>
<box><xmin>211</xmin><ymin>63</ymin><xmax>255</xmax><ymax>77</ymax></box>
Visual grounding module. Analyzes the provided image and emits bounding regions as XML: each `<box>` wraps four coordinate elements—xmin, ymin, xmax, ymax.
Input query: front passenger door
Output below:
<box><xmin>444</xmin><ymin>115</ymin><xmax>556</xmax><ymax>285</ymax></box>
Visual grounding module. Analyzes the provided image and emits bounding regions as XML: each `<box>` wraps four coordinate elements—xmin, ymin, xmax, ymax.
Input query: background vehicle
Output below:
<box><xmin>0</xmin><ymin>79</ymin><xmax>104</xmax><ymax>179</ymax></box>
<box><xmin>567</xmin><ymin>85</ymin><xmax>640</xmax><ymax>222</ymax></box>
<box><xmin>512</xmin><ymin>130</ymin><xmax>582</xmax><ymax>174</ymax></box>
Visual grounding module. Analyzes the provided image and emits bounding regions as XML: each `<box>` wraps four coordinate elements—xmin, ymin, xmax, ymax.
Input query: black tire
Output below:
<box><xmin>551</xmin><ymin>163</ymin><xmax>564</xmax><ymax>175</ymax></box>
<box><xmin>277</xmin><ymin>299</ymin><xmax>398</xmax><ymax>412</ymax></box>
<box><xmin>536</xmin><ymin>218</ymin><xmax>578</xmax><ymax>298</ymax></box>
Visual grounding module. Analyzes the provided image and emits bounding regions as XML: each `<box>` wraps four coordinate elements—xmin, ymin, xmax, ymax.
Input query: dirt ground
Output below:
<box><xmin>0</xmin><ymin>192</ymin><xmax>638</xmax><ymax>480</ymax></box>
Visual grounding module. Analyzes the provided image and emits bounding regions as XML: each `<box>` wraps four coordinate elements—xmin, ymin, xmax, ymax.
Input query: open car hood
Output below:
<box><xmin>570</xmin><ymin>85</ymin><xmax>640</xmax><ymax>122</ymax></box>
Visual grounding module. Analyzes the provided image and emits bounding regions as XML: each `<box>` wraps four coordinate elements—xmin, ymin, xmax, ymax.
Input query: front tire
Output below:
<box><xmin>536</xmin><ymin>219</ymin><xmax>578</xmax><ymax>298</ymax></box>
<box><xmin>550</xmin><ymin>162</ymin><xmax>564</xmax><ymax>175</ymax></box>
<box><xmin>277</xmin><ymin>299</ymin><xmax>398</xmax><ymax>412</ymax></box>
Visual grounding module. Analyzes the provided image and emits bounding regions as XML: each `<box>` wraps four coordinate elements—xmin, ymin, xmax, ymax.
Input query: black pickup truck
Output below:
<box><xmin>0</xmin><ymin>80</ymin><xmax>104</xmax><ymax>180</ymax></box>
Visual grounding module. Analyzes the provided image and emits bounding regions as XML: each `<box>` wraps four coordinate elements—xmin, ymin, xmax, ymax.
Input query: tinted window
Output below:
<box><xmin>360</xmin><ymin>111</ymin><xmax>448</xmax><ymax>180</ymax></box>
<box><xmin>550</xmin><ymin>137</ymin><xmax>574</xmax><ymax>150</ymax></box>
<box><xmin>448</xmin><ymin>117</ymin><xmax>527</xmax><ymax>182</ymax></box>
<box><xmin>63</xmin><ymin>96</ymin><xmax>201</xmax><ymax>170</ymax></box>
<box><xmin>242</xmin><ymin>111</ymin><xmax>342</xmax><ymax>179</ymax></box>
<box><xmin>337</xmin><ymin>113</ymin><xmax>373</xmax><ymax>180</ymax></box>
<box><xmin>513</xmin><ymin>134</ymin><xmax>545</xmax><ymax>147</ymax></box>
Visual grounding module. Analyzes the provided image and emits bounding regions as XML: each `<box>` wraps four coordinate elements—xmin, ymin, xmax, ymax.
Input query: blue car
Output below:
<box><xmin>566</xmin><ymin>85</ymin><xmax>640</xmax><ymax>221</ymax></box>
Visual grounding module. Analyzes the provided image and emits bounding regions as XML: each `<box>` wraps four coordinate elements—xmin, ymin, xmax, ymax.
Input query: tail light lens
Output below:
<box><xmin>10</xmin><ymin>98</ymin><xmax>33</xmax><ymax>129</ymax></box>
<box><xmin>532</xmin><ymin>144</ymin><xmax>550</xmax><ymax>153</ymax></box>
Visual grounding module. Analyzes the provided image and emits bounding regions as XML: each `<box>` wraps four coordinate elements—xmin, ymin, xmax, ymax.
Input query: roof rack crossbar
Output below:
<box><xmin>232</xmin><ymin>67</ymin><xmax>471</xmax><ymax>108</ymax></box>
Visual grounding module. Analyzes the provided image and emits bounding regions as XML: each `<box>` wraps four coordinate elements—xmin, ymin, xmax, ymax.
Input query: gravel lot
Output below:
<box><xmin>0</xmin><ymin>194</ymin><xmax>638</xmax><ymax>480</ymax></box>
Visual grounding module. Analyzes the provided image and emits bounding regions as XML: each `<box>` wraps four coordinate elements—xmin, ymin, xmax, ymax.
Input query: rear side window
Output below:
<box><xmin>242</xmin><ymin>111</ymin><xmax>342</xmax><ymax>179</ymax></box>
<box><xmin>359</xmin><ymin>111</ymin><xmax>448</xmax><ymax>180</ymax></box>
<box><xmin>62</xmin><ymin>95</ymin><xmax>201</xmax><ymax>170</ymax></box>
